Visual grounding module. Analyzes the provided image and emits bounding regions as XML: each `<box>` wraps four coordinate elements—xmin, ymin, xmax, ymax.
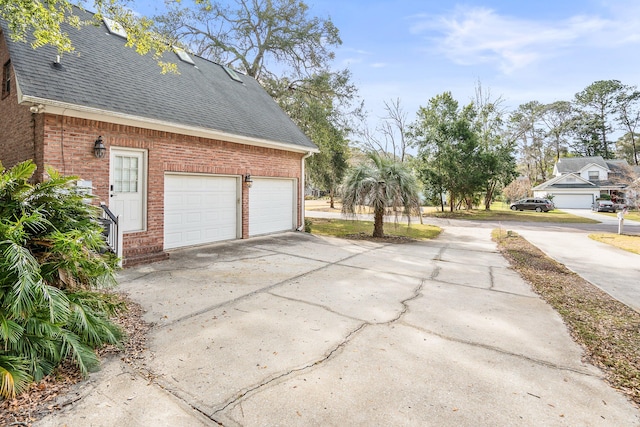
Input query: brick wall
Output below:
<box><xmin>41</xmin><ymin>115</ymin><xmax>305</xmax><ymax>263</ymax></box>
<box><xmin>0</xmin><ymin>31</ymin><xmax>45</xmax><ymax>179</ymax></box>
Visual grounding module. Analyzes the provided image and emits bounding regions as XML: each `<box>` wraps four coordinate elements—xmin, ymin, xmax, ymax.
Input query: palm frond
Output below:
<box><xmin>0</xmin><ymin>355</ymin><xmax>32</xmax><ymax>399</ymax></box>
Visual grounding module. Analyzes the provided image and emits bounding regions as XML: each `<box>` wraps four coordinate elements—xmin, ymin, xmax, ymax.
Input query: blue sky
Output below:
<box><xmin>134</xmin><ymin>0</ymin><xmax>640</xmax><ymax>128</ymax></box>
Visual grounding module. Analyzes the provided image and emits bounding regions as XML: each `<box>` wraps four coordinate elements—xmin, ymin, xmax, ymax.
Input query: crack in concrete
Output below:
<box><xmin>397</xmin><ymin>321</ymin><xmax>599</xmax><ymax>377</ymax></box>
<box><xmin>156</xmin><ymin>243</ymin><xmax>393</xmax><ymax>328</ymax></box>
<box><xmin>205</xmin><ymin>255</ymin><xmax>434</xmax><ymax>418</ymax></box>
<box><xmin>210</xmin><ymin>322</ymin><xmax>369</xmax><ymax>417</ymax></box>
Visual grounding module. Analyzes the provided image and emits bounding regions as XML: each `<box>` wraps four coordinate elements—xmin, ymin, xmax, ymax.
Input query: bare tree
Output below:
<box><xmin>355</xmin><ymin>98</ymin><xmax>410</xmax><ymax>162</ymax></box>
<box><xmin>616</xmin><ymin>88</ymin><xmax>640</xmax><ymax>165</ymax></box>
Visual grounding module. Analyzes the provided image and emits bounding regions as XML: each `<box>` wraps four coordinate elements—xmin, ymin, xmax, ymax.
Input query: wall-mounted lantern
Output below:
<box><xmin>94</xmin><ymin>136</ymin><xmax>106</xmax><ymax>158</ymax></box>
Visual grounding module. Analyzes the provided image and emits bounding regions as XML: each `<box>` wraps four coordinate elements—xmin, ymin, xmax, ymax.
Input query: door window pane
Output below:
<box><xmin>114</xmin><ymin>155</ymin><xmax>139</xmax><ymax>193</ymax></box>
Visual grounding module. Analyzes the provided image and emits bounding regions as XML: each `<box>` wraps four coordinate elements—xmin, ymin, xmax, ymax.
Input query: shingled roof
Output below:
<box><xmin>1</xmin><ymin>9</ymin><xmax>317</xmax><ymax>152</ymax></box>
<box><xmin>555</xmin><ymin>156</ymin><xmax>609</xmax><ymax>174</ymax></box>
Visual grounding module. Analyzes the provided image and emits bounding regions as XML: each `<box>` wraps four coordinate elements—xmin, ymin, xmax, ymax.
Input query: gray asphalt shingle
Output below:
<box><xmin>1</xmin><ymin>9</ymin><xmax>316</xmax><ymax>151</ymax></box>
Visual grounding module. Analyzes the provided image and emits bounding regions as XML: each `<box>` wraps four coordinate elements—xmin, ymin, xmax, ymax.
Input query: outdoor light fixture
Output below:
<box><xmin>245</xmin><ymin>174</ymin><xmax>253</xmax><ymax>188</ymax></box>
<box><xmin>93</xmin><ymin>136</ymin><xmax>106</xmax><ymax>158</ymax></box>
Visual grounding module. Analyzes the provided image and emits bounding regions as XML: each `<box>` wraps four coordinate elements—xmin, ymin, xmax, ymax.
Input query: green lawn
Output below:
<box><xmin>423</xmin><ymin>202</ymin><xmax>598</xmax><ymax>223</ymax></box>
<box><xmin>307</xmin><ymin>218</ymin><xmax>442</xmax><ymax>240</ymax></box>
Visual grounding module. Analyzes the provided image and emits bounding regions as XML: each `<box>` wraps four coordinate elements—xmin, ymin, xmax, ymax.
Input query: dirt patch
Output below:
<box><xmin>0</xmin><ymin>294</ymin><xmax>151</xmax><ymax>426</ymax></box>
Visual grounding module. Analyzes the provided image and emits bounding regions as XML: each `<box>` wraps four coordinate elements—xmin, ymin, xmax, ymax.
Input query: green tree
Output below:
<box><xmin>266</xmin><ymin>71</ymin><xmax>358</xmax><ymax>208</ymax></box>
<box><xmin>0</xmin><ymin>161</ymin><xmax>122</xmax><ymax>399</ymax></box>
<box><xmin>411</xmin><ymin>92</ymin><xmax>494</xmax><ymax>211</ymax></box>
<box><xmin>540</xmin><ymin>101</ymin><xmax>573</xmax><ymax>161</ymax></box>
<box><xmin>509</xmin><ymin>101</ymin><xmax>552</xmax><ymax>183</ymax></box>
<box><xmin>472</xmin><ymin>83</ymin><xmax>517</xmax><ymax>210</ymax></box>
<box><xmin>617</xmin><ymin>132</ymin><xmax>640</xmax><ymax>166</ymax></box>
<box><xmin>341</xmin><ymin>152</ymin><xmax>421</xmax><ymax>238</ymax></box>
<box><xmin>0</xmin><ymin>0</ymin><xmax>191</xmax><ymax>73</ymax></box>
<box><xmin>574</xmin><ymin>80</ymin><xmax>625</xmax><ymax>159</ymax></box>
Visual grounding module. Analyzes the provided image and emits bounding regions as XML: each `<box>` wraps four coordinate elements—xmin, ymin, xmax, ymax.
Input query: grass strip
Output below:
<box><xmin>308</xmin><ymin>218</ymin><xmax>441</xmax><ymax>240</ymax></box>
<box><xmin>493</xmin><ymin>229</ymin><xmax>640</xmax><ymax>407</ymax></box>
<box><xmin>589</xmin><ymin>233</ymin><xmax>640</xmax><ymax>255</ymax></box>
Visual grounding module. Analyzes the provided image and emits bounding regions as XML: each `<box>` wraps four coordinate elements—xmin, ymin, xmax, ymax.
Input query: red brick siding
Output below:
<box><xmin>0</xmin><ymin>32</ymin><xmax>45</xmax><ymax>179</ymax></box>
<box><xmin>41</xmin><ymin>115</ymin><xmax>305</xmax><ymax>262</ymax></box>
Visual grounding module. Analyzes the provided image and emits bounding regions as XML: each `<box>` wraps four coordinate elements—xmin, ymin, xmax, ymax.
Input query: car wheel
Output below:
<box><xmin>535</xmin><ymin>207</ymin><xmax>542</xmax><ymax>212</ymax></box>
<box><xmin>510</xmin><ymin>206</ymin><xmax>517</xmax><ymax>211</ymax></box>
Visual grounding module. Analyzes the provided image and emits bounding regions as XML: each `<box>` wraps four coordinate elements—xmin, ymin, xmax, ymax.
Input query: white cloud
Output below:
<box><xmin>409</xmin><ymin>5</ymin><xmax>640</xmax><ymax>74</ymax></box>
<box><xmin>370</xmin><ymin>62</ymin><xmax>388</xmax><ymax>68</ymax></box>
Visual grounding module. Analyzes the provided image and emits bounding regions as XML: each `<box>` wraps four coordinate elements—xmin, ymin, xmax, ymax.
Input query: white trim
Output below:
<box><xmin>20</xmin><ymin>95</ymin><xmax>319</xmax><ymax>154</ymax></box>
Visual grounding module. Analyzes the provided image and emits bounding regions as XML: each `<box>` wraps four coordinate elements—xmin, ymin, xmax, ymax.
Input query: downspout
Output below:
<box><xmin>297</xmin><ymin>151</ymin><xmax>314</xmax><ymax>231</ymax></box>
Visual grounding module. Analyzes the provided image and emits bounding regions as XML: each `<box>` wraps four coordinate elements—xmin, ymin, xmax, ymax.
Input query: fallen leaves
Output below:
<box><xmin>494</xmin><ymin>230</ymin><xmax>640</xmax><ymax>407</ymax></box>
<box><xmin>0</xmin><ymin>293</ymin><xmax>151</xmax><ymax>426</ymax></box>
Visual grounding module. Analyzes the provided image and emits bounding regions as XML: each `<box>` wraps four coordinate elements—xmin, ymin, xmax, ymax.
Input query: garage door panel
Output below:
<box><xmin>164</xmin><ymin>174</ymin><xmax>239</xmax><ymax>249</ymax></box>
<box><xmin>553</xmin><ymin>194</ymin><xmax>594</xmax><ymax>209</ymax></box>
<box><xmin>249</xmin><ymin>179</ymin><xmax>295</xmax><ymax>236</ymax></box>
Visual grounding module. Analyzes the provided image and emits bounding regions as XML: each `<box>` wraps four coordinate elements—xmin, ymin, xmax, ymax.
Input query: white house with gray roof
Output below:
<box><xmin>532</xmin><ymin>156</ymin><xmax>631</xmax><ymax>208</ymax></box>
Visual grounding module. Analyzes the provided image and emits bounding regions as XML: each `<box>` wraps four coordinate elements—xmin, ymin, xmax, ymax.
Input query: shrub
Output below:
<box><xmin>0</xmin><ymin>161</ymin><xmax>122</xmax><ymax>399</ymax></box>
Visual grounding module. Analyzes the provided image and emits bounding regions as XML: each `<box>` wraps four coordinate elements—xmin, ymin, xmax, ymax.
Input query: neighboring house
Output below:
<box><xmin>533</xmin><ymin>156</ymin><xmax>633</xmax><ymax>208</ymax></box>
<box><xmin>0</xmin><ymin>10</ymin><xmax>318</xmax><ymax>265</ymax></box>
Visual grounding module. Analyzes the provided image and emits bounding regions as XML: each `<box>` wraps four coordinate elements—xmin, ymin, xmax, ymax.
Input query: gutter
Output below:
<box><xmin>297</xmin><ymin>151</ymin><xmax>315</xmax><ymax>231</ymax></box>
<box><xmin>20</xmin><ymin>95</ymin><xmax>320</xmax><ymax>155</ymax></box>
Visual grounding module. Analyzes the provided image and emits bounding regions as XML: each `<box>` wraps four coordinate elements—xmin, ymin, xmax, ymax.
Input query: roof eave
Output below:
<box><xmin>22</xmin><ymin>96</ymin><xmax>319</xmax><ymax>154</ymax></box>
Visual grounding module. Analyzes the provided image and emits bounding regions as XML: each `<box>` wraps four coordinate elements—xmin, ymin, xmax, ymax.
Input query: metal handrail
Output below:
<box><xmin>100</xmin><ymin>202</ymin><xmax>123</xmax><ymax>266</ymax></box>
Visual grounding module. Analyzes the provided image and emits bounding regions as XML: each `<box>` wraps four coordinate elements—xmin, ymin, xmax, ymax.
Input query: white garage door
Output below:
<box><xmin>249</xmin><ymin>178</ymin><xmax>295</xmax><ymax>236</ymax></box>
<box><xmin>553</xmin><ymin>194</ymin><xmax>594</xmax><ymax>209</ymax></box>
<box><xmin>164</xmin><ymin>174</ymin><xmax>239</xmax><ymax>249</ymax></box>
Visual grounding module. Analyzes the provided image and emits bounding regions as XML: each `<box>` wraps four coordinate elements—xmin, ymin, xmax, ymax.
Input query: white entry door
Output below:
<box><xmin>110</xmin><ymin>149</ymin><xmax>146</xmax><ymax>232</ymax></box>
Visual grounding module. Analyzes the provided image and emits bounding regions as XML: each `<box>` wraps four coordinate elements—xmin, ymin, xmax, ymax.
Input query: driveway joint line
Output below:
<box><xmin>156</xmin><ymin>244</ymin><xmax>390</xmax><ymax>328</ymax></box>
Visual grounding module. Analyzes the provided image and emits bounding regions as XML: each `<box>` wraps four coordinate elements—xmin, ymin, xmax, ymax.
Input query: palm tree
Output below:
<box><xmin>341</xmin><ymin>152</ymin><xmax>421</xmax><ymax>237</ymax></box>
<box><xmin>0</xmin><ymin>161</ymin><xmax>122</xmax><ymax>398</ymax></box>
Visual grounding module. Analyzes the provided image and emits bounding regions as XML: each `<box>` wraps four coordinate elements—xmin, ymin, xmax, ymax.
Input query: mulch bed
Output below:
<box><xmin>0</xmin><ymin>294</ymin><xmax>151</xmax><ymax>427</ymax></box>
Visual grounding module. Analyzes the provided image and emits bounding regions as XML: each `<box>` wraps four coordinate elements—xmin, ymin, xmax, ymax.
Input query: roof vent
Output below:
<box><xmin>175</xmin><ymin>49</ymin><xmax>195</xmax><ymax>65</ymax></box>
<box><xmin>222</xmin><ymin>65</ymin><xmax>243</xmax><ymax>83</ymax></box>
<box><xmin>103</xmin><ymin>17</ymin><xmax>128</xmax><ymax>39</ymax></box>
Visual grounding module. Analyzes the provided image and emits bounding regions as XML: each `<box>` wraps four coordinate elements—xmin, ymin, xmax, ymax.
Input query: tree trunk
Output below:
<box><xmin>329</xmin><ymin>188</ymin><xmax>335</xmax><ymax>209</ymax></box>
<box><xmin>373</xmin><ymin>208</ymin><xmax>384</xmax><ymax>237</ymax></box>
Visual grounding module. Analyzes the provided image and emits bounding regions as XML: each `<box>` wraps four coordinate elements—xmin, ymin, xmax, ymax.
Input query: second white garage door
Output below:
<box><xmin>249</xmin><ymin>178</ymin><xmax>295</xmax><ymax>236</ymax></box>
<box><xmin>164</xmin><ymin>174</ymin><xmax>239</xmax><ymax>249</ymax></box>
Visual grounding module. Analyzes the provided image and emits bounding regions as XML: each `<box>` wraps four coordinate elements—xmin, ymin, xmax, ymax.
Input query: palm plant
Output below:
<box><xmin>0</xmin><ymin>161</ymin><xmax>122</xmax><ymax>399</ymax></box>
<box><xmin>341</xmin><ymin>152</ymin><xmax>421</xmax><ymax>237</ymax></box>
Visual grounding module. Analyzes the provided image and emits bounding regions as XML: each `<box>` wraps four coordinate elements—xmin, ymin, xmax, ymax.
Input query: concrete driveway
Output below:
<box><xmin>36</xmin><ymin>229</ymin><xmax>639</xmax><ymax>426</ymax></box>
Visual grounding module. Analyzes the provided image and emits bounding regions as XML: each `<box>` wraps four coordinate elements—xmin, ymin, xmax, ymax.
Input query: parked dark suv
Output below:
<box><xmin>592</xmin><ymin>200</ymin><xmax>616</xmax><ymax>213</ymax></box>
<box><xmin>510</xmin><ymin>198</ymin><xmax>554</xmax><ymax>212</ymax></box>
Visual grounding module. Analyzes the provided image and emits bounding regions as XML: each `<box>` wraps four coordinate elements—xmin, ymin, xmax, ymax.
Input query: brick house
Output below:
<box><xmin>0</xmin><ymin>10</ymin><xmax>317</xmax><ymax>265</ymax></box>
